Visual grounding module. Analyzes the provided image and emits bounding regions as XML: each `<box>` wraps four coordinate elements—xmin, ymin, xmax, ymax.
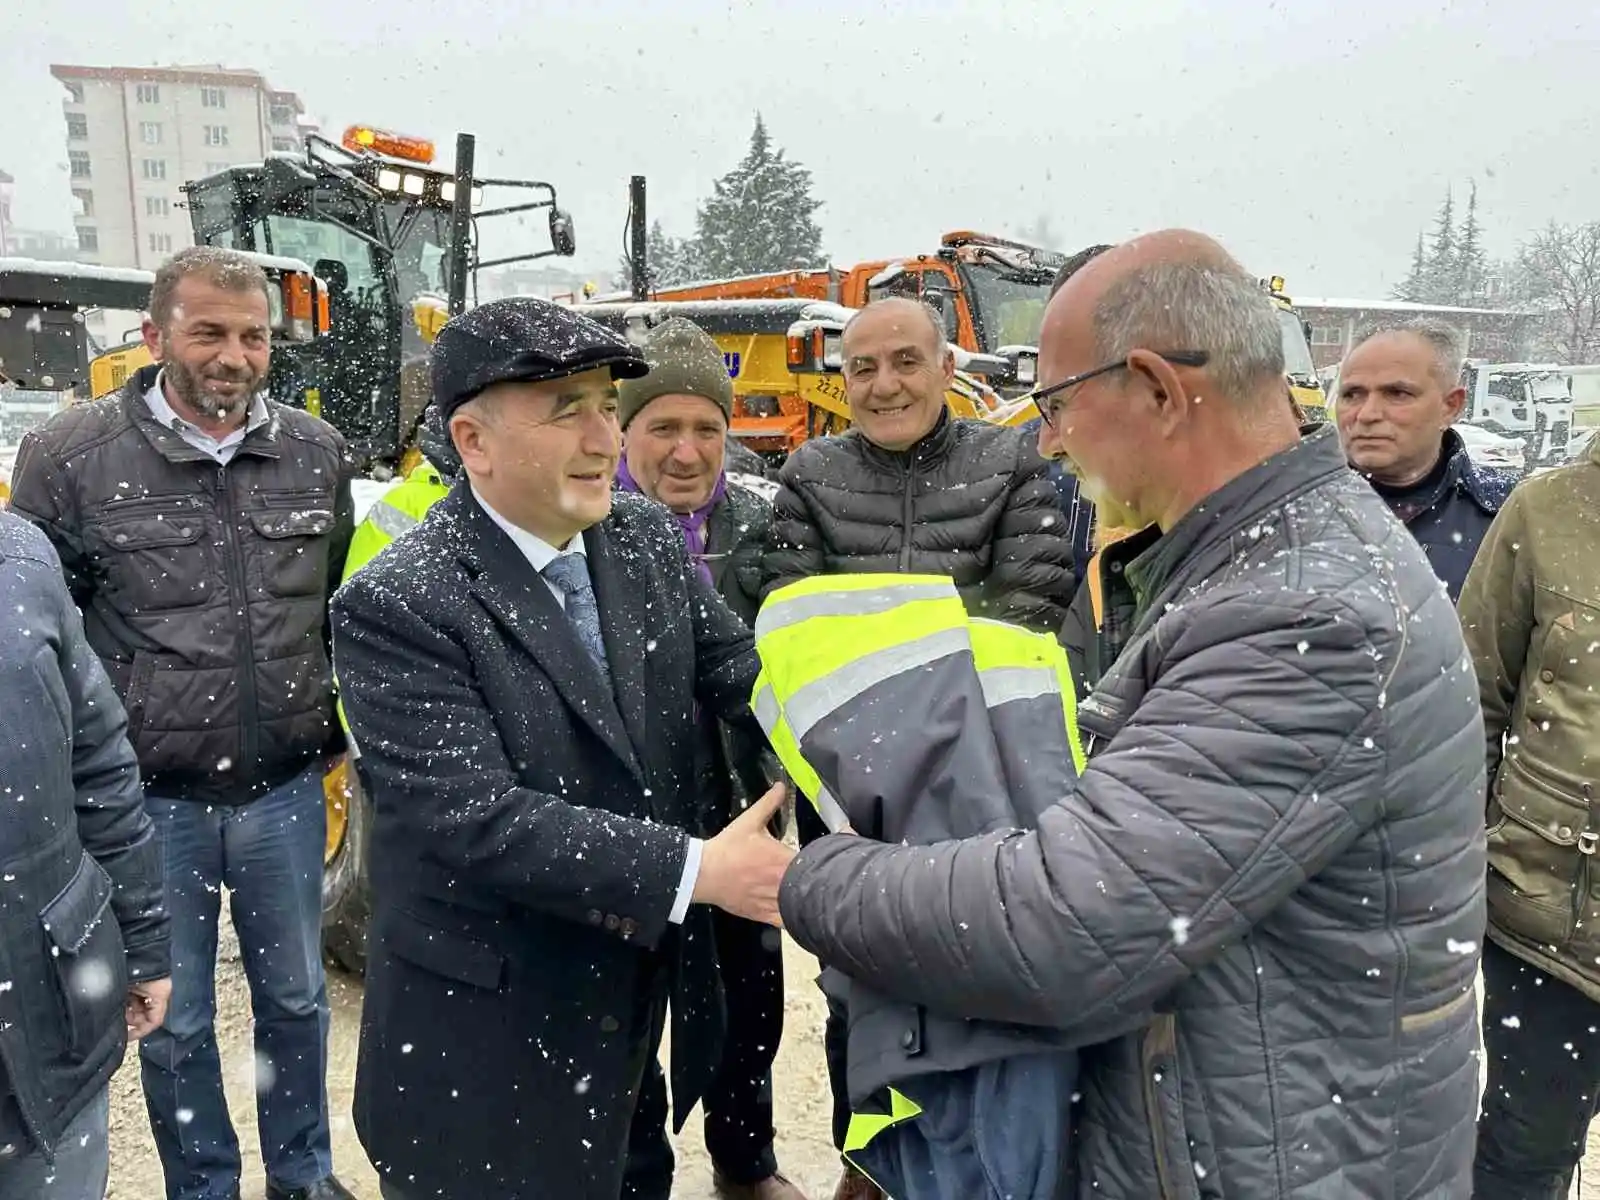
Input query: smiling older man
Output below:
<box><xmin>778</xmin><ymin>230</ymin><xmax>1488</xmax><ymax>1199</ymax></box>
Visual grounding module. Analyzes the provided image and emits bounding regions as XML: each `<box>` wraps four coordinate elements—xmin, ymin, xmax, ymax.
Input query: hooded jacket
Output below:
<box><xmin>780</xmin><ymin>426</ymin><xmax>1488</xmax><ymax>1198</ymax></box>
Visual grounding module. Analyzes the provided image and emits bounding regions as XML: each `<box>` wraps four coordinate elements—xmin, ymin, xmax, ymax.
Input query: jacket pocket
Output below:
<box><xmin>1486</xmin><ymin>753</ymin><xmax>1587</xmax><ymax>947</ymax></box>
<box><xmin>88</xmin><ymin>504</ymin><xmax>210</xmax><ymax>612</ymax></box>
<box><xmin>122</xmin><ymin>650</ymin><xmax>156</xmax><ymax>747</ymax></box>
<box><xmin>40</xmin><ymin>852</ymin><xmax>129</xmax><ymax>1061</ymax></box>
<box><xmin>386</xmin><ymin>911</ymin><xmax>506</xmax><ymax>992</ymax></box>
<box><xmin>249</xmin><ymin>507</ymin><xmax>336</xmax><ymax>599</ymax></box>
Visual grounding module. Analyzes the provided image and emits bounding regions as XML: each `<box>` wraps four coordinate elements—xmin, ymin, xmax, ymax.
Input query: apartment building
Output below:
<box><xmin>50</xmin><ymin>63</ymin><xmax>313</xmax><ymax>269</ymax></box>
<box><xmin>0</xmin><ymin>169</ymin><xmax>13</xmax><ymax>254</ymax></box>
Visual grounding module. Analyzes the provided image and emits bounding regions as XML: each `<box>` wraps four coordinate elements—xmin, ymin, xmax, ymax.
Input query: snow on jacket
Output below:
<box><xmin>762</xmin><ymin>410</ymin><xmax>1076</xmax><ymax>633</ymax></box>
<box><xmin>8</xmin><ymin>365</ymin><xmax>355</xmax><ymax>803</ymax></box>
<box><xmin>780</xmin><ymin>425</ymin><xmax>1488</xmax><ymax>1199</ymax></box>
<box><xmin>0</xmin><ymin>512</ymin><xmax>169</xmax><ymax>1156</ymax></box>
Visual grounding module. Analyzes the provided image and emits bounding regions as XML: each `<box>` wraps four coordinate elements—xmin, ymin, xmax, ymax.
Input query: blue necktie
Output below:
<box><xmin>542</xmin><ymin>554</ymin><xmax>613</xmax><ymax>688</ymax></box>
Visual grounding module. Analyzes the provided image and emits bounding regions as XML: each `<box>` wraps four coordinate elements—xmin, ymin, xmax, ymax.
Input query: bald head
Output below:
<box><xmin>1043</xmin><ymin>229</ymin><xmax>1284</xmax><ymax>405</ymax></box>
<box><xmin>843</xmin><ymin>296</ymin><xmax>946</xmax><ymax>353</ymax></box>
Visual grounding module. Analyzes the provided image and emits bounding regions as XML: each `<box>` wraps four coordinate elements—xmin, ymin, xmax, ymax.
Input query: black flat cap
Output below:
<box><xmin>430</xmin><ymin>296</ymin><xmax>649</xmax><ymax>420</ymax></box>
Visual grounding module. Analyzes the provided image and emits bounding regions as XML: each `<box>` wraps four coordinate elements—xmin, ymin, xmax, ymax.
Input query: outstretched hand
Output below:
<box><xmin>693</xmin><ymin>782</ymin><xmax>796</xmax><ymax>926</ymax></box>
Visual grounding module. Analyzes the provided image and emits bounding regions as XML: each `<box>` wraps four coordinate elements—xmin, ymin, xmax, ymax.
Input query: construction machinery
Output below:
<box><xmin>605</xmin><ymin>230</ymin><xmax>1065</xmax><ymax>363</ymax></box>
<box><xmin>576</xmin><ymin>297</ymin><xmax>1036</xmax><ymax>457</ymax></box>
<box><xmin>1262</xmin><ymin>275</ymin><xmax>1329</xmax><ymax>420</ymax></box>
<box><xmin>183</xmin><ymin>123</ymin><xmax>577</xmax><ymax>475</ymax></box>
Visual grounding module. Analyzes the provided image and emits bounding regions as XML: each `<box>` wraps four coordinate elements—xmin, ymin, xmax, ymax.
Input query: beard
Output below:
<box><xmin>163</xmin><ymin>353</ymin><xmax>262</xmax><ymax>423</ymax></box>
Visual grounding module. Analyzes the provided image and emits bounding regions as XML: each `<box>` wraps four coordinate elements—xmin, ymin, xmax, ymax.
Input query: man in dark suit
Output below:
<box><xmin>332</xmin><ymin>298</ymin><xmax>794</xmax><ymax>1200</ymax></box>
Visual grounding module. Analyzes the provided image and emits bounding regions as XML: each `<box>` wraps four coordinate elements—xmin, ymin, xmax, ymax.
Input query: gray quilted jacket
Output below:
<box><xmin>780</xmin><ymin>426</ymin><xmax>1488</xmax><ymax>1198</ymax></box>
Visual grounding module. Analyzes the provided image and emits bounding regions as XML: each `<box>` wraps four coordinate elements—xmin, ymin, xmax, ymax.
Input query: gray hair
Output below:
<box><xmin>1348</xmin><ymin>319</ymin><xmax>1465</xmax><ymax>389</ymax></box>
<box><xmin>1092</xmin><ymin>261</ymin><xmax>1284</xmax><ymax>402</ymax></box>
<box><xmin>844</xmin><ymin>297</ymin><xmax>948</xmax><ymax>352</ymax></box>
<box><xmin>149</xmin><ymin>245</ymin><xmax>272</xmax><ymax>330</ymax></box>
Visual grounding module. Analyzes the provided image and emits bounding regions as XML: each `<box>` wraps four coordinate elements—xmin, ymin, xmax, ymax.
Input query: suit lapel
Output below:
<box><xmin>584</xmin><ymin>521</ymin><xmax>656</xmax><ymax>781</ymax></box>
<box><xmin>445</xmin><ymin>487</ymin><xmax>644</xmax><ymax>786</ymax></box>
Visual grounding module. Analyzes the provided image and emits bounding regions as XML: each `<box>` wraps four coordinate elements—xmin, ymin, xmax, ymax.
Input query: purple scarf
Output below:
<box><xmin>616</xmin><ymin>459</ymin><xmax>727</xmax><ymax>586</ymax></box>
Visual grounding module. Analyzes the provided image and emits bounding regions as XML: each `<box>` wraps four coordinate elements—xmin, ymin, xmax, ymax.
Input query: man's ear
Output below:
<box><xmin>939</xmin><ymin>347</ymin><xmax>956</xmax><ymax>386</ymax></box>
<box><xmin>449</xmin><ymin>411</ymin><xmax>488</xmax><ymax>474</ymax></box>
<box><xmin>1442</xmin><ymin>384</ymin><xmax>1468</xmax><ymax>423</ymax></box>
<box><xmin>1124</xmin><ymin>348</ymin><xmax>1190</xmax><ymax>426</ymax></box>
<box><xmin>140</xmin><ymin>317</ymin><xmax>163</xmax><ymax>361</ymax></box>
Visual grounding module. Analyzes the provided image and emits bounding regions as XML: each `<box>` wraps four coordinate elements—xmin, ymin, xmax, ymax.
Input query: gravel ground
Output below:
<box><xmin>105</xmin><ymin>918</ymin><xmax>1600</xmax><ymax>1199</ymax></box>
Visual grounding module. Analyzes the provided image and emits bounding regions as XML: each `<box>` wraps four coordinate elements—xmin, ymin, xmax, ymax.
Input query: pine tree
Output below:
<box><xmin>691</xmin><ymin>114</ymin><xmax>826</xmax><ymax>278</ymax></box>
<box><xmin>1423</xmin><ymin>188</ymin><xmax>1457</xmax><ymax>304</ymax></box>
<box><xmin>612</xmin><ymin>220</ymin><xmax>696</xmax><ymax>293</ymax></box>
<box><xmin>1395</xmin><ymin>232</ymin><xmax>1428</xmax><ymax>302</ymax></box>
<box><xmin>1456</xmin><ymin>181</ymin><xmax>1487</xmax><ymax>304</ymax></box>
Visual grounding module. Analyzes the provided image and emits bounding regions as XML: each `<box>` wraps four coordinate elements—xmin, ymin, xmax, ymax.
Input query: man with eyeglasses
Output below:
<box><xmin>777</xmin><ymin>230</ymin><xmax>1487</xmax><ymax>1198</ymax></box>
<box><xmin>761</xmin><ymin>295</ymin><xmax>1076</xmax><ymax>1200</ymax></box>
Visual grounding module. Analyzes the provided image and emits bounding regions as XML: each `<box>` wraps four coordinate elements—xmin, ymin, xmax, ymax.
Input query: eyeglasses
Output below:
<box><xmin>1030</xmin><ymin>350</ymin><xmax>1210</xmax><ymax>428</ymax></box>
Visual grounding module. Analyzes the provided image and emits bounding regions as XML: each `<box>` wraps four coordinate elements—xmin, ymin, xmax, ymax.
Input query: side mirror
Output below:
<box><xmin>549</xmin><ymin>208</ymin><xmax>577</xmax><ymax>257</ymax></box>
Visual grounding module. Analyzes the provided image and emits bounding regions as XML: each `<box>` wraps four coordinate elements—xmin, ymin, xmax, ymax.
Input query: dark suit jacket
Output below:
<box><xmin>332</xmin><ymin>483</ymin><xmax>762</xmax><ymax>1200</ymax></box>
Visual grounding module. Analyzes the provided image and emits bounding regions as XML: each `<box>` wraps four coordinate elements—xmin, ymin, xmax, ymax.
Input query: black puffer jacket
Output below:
<box><xmin>781</xmin><ymin>427</ymin><xmax>1487</xmax><ymax>1198</ymax></box>
<box><xmin>9</xmin><ymin>365</ymin><xmax>354</xmax><ymax>804</ymax></box>
<box><xmin>762</xmin><ymin>412</ymin><xmax>1075</xmax><ymax>632</ymax></box>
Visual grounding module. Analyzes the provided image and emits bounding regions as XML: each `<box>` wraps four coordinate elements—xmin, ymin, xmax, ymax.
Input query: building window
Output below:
<box><xmin>201</xmin><ymin>87</ymin><xmax>227</xmax><ymax>109</ymax></box>
<box><xmin>204</xmin><ymin>161</ymin><xmax>230</xmax><ymax>175</ymax></box>
<box><xmin>149</xmin><ymin>232</ymin><xmax>174</xmax><ymax>254</ymax></box>
<box><xmin>78</xmin><ymin>227</ymin><xmax>99</xmax><ymax>252</ymax></box>
<box><xmin>146</xmin><ymin>196</ymin><xmax>171</xmax><ymax>218</ymax></box>
<box><xmin>203</xmin><ymin>125</ymin><xmax>229</xmax><ymax>148</ymax></box>
<box><xmin>142</xmin><ymin>159</ymin><xmax>167</xmax><ymax>181</ymax></box>
<box><xmin>140</xmin><ymin>121</ymin><xmax>163</xmax><ymax>145</ymax></box>
<box><xmin>69</xmin><ymin>150</ymin><xmax>92</xmax><ymax>178</ymax></box>
<box><xmin>269</xmin><ymin>104</ymin><xmax>295</xmax><ymax>125</ymax></box>
<box><xmin>72</xmin><ymin>189</ymin><xmax>94</xmax><ymax>218</ymax></box>
<box><xmin>1310</xmin><ymin>325</ymin><xmax>1345</xmax><ymax>347</ymax></box>
<box><xmin>136</xmin><ymin>83</ymin><xmax>160</xmax><ymax>104</ymax></box>
<box><xmin>271</xmin><ymin>136</ymin><xmax>297</xmax><ymax>152</ymax></box>
<box><xmin>65</xmin><ymin>82</ymin><xmax>85</xmax><ymax>104</ymax></box>
<box><xmin>66</xmin><ymin>113</ymin><xmax>88</xmax><ymax>140</ymax></box>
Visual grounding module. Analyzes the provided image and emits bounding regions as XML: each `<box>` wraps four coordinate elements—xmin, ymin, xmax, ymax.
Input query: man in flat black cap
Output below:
<box><xmin>332</xmin><ymin>297</ymin><xmax>794</xmax><ymax>1200</ymax></box>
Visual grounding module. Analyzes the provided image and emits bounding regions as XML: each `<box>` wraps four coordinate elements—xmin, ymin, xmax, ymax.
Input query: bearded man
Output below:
<box><xmin>9</xmin><ymin>245</ymin><xmax>357</xmax><ymax>1200</ymax></box>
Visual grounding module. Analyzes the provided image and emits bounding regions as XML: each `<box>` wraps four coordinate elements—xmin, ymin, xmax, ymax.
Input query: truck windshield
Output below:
<box><xmin>1278</xmin><ymin>307</ymin><xmax>1317</xmax><ymax>382</ymax></box>
<box><xmin>962</xmin><ymin>263</ymin><xmax>1054</xmax><ymax>350</ymax></box>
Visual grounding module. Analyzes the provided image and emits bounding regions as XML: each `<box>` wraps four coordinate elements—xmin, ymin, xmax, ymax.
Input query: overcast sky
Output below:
<box><xmin>2</xmin><ymin>0</ymin><xmax>1596</xmax><ymax>296</ymax></box>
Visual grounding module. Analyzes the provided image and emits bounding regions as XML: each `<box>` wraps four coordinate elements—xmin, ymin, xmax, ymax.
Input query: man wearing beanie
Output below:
<box><xmin>332</xmin><ymin>297</ymin><xmax>795</xmax><ymax>1200</ymax></box>
<box><xmin>615</xmin><ymin>319</ymin><xmax>806</xmax><ymax>1200</ymax></box>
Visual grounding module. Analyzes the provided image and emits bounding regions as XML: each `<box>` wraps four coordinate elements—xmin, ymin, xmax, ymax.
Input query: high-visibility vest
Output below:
<box><xmin>335</xmin><ymin>457</ymin><xmax>450</xmax><ymax>742</ymax></box>
<box><xmin>751</xmin><ymin>572</ymin><xmax>1086</xmax><ymax>1176</ymax></box>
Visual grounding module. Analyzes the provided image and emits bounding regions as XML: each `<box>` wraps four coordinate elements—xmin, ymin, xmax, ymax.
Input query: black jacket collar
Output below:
<box><xmin>854</xmin><ymin>406</ymin><xmax>957</xmax><ymax>472</ymax></box>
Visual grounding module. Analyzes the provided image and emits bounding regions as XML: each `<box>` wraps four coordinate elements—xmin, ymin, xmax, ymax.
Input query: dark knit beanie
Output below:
<box><xmin>617</xmin><ymin>318</ymin><xmax>735</xmax><ymax>428</ymax></box>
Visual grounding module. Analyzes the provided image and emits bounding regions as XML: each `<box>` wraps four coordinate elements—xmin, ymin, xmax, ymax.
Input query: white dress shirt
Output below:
<box><xmin>472</xmin><ymin>486</ymin><xmax>703</xmax><ymax>924</ymax></box>
<box><xmin>143</xmin><ymin>372</ymin><xmax>270</xmax><ymax>465</ymax></box>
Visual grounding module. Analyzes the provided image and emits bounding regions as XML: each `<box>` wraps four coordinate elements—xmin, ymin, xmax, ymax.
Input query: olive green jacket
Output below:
<box><xmin>1459</xmin><ymin>433</ymin><xmax>1600</xmax><ymax>998</ymax></box>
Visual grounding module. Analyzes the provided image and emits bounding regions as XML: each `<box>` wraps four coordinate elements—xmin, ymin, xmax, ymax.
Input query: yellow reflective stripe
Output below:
<box><xmin>782</xmin><ymin>626</ymin><xmax>971</xmax><ymax>740</ymax></box>
<box><xmin>977</xmin><ymin>664</ymin><xmax>1057</xmax><ymax>707</ymax></box>
<box><xmin>756</xmin><ymin>580</ymin><xmax>958</xmax><ymax>638</ymax></box>
<box><xmin>969</xmin><ymin>617</ymin><xmax>1086</xmax><ymax>773</ymax></box>
<box><xmin>752</xmin><ymin>674</ymin><xmax>826</xmax><ymax>814</ymax></box>
<box><xmin>842</xmin><ymin>1087</ymin><xmax>924</xmax><ymax>1154</ymax></box>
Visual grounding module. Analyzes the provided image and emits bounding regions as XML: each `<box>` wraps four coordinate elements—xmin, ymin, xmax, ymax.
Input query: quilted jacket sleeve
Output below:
<box><xmin>981</xmin><ymin>441</ymin><xmax>1078</xmax><ymax>632</ymax></box>
<box><xmin>761</xmin><ymin>455</ymin><xmax>826</xmax><ymax>597</ymax></box>
<box><xmin>1456</xmin><ymin>494</ymin><xmax>1534</xmax><ymax>789</ymax></box>
<box><xmin>779</xmin><ymin>590</ymin><xmax>1387</xmax><ymax>1029</ymax></box>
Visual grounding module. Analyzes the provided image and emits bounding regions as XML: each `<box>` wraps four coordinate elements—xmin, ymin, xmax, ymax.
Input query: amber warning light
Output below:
<box><xmin>341</xmin><ymin>124</ymin><xmax>436</xmax><ymax>165</ymax></box>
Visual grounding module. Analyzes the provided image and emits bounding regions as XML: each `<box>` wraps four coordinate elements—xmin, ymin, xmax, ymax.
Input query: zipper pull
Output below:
<box><xmin>1580</xmin><ymin>832</ymin><xmax>1598</xmax><ymax>856</ymax></box>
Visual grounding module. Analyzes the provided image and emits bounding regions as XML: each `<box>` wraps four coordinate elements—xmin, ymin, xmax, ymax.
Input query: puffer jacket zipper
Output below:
<box><xmin>897</xmin><ymin>457</ymin><xmax>917</xmax><ymax>572</ymax></box>
<box><xmin>1141</xmin><ymin>1014</ymin><xmax>1180</xmax><ymax>1200</ymax></box>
